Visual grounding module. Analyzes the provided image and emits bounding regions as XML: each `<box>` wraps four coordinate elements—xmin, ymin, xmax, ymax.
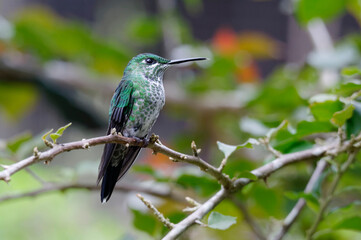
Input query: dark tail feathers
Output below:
<box><xmin>100</xmin><ymin>164</ymin><xmax>122</xmax><ymax>203</ymax></box>
<box><xmin>98</xmin><ymin>144</ymin><xmax>141</xmax><ymax>203</ymax></box>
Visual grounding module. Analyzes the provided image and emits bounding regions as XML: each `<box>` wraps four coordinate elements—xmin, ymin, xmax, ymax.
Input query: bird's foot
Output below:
<box><xmin>132</xmin><ymin>136</ymin><xmax>149</xmax><ymax>147</ymax></box>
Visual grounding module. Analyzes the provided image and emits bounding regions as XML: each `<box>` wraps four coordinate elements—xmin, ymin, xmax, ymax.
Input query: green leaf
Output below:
<box><xmin>331</xmin><ymin>104</ymin><xmax>355</xmax><ymax>126</ymax></box>
<box><xmin>296</xmin><ymin>0</ymin><xmax>346</xmax><ymax>25</ymax></box>
<box><xmin>42</xmin><ymin>129</ymin><xmax>53</xmax><ymax>141</ymax></box>
<box><xmin>285</xmin><ymin>192</ymin><xmax>320</xmax><ymax>212</ymax></box>
<box><xmin>217</xmin><ymin>139</ymin><xmax>259</xmax><ymax>159</ymax></box>
<box><xmin>6</xmin><ymin>132</ymin><xmax>32</xmax><ymax>153</ymax></box>
<box><xmin>49</xmin><ymin>123</ymin><xmax>72</xmax><ymax>143</ymax></box>
<box><xmin>239</xmin><ymin>138</ymin><xmax>260</xmax><ymax>148</ymax></box>
<box><xmin>295</xmin><ymin>120</ymin><xmax>335</xmax><ymax>138</ymax></box>
<box><xmin>131</xmin><ymin>209</ymin><xmax>157</xmax><ymax>236</ymax></box>
<box><xmin>238</xmin><ymin>171</ymin><xmax>258</xmax><ymax>181</ymax></box>
<box><xmin>333</xmin><ymin>80</ymin><xmax>361</xmax><ymax>97</ymax></box>
<box><xmin>217</xmin><ymin>141</ymin><xmax>237</xmax><ymax>159</ymax></box>
<box><xmin>346</xmin><ymin>102</ymin><xmax>361</xmax><ymax>138</ymax></box>
<box><xmin>342</xmin><ymin>66</ymin><xmax>361</xmax><ymax>76</ymax></box>
<box><xmin>207</xmin><ymin>211</ymin><xmax>237</xmax><ymax>230</ymax></box>
<box><xmin>334</xmin><ymin>216</ymin><xmax>361</xmax><ymax>231</ymax></box>
<box><xmin>319</xmin><ymin>201</ymin><xmax>361</xmax><ymax>230</ymax></box>
<box><xmin>223</xmin><ymin>159</ymin><xmax>256</xmax><ymax>178</ymax></box>
<box><xmin>310</xmin><ymin>99</ymin><xmax>344</xmax><ymax>122</ymax></box>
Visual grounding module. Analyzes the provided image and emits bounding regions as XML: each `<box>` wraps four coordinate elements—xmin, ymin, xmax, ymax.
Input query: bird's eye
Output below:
<box><xmin>145</xmin><ymin>58</ymin><xmax>155</xmax><ymax>64</ymax></box>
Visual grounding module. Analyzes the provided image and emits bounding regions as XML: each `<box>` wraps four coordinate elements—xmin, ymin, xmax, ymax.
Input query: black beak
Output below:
<box><xmin>168</xmin><ymin>57</ymin><xmax>207</xmax><ymax>65</ymax></box>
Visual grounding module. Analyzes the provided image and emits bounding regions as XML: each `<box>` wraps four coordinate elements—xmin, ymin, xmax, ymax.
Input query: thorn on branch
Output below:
<box><xmin>136</xmin><ymin>193</ymin><xmax>175</xmax><ymax>229</ymax></box>
<box><xmin>169</xmin><ymin>157</ymin><xmax>178</xmax><ymax>162</ymax></box>
<box><xmin>259</xmin><ymin>137</ymin><xmax>282</xmax><ymax>158</ymax></box>
<box><xmin>183</xmin><ymin>196</ymin><xmax>201</xmax><ymax>212</ymax></box>
<box><xmin>0</xmin><ymin>164</ymin><xmax>9</xmax><ymax>170</ymax></box>
<box><xmin>111</xmin><ymin>128</ymin><xmax>117</xmax><ymax>135</ymax></box>
<box><xmin>195</xmin><ymin>219</ymin><xmax>208</xmax><ymax>227</ymax></box>
<box><xmin>191</xmin><ymin>141</ymin><xmax>201</xmax><ymax>157</ymax></box>
<box><xmin>33</xmin><ymin>147</ymin><xmax>40</xmax><ymax>159</ymax></box>
<box><xmin>82</xmin><ymin>141</ymin><xmax>90</xmax><ymax>149</ymax></box>
<box><xmin>218</xmin><ymin>158</ymin><xmax>228</xmax><ymax>173</ymax></box>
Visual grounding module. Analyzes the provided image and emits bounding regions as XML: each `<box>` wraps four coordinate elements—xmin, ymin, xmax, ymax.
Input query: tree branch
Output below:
<box><xmin>163</xmin><ymin>135</ymin><xmax>361</xmax><ymax>239</ymax></box>
<box><xmin>1</xmin><ymin>132</ymin><xmax>360</xmax><ymax>240</ymax></box>
<box><xmin>162</xmin><ymin>187</ymin><xmax>228</xmax><ymax>240</ymax></box>
<box><xmin>0</xmin><ymin>182</ymin><xmax>185</xmax><ymax>203</ymax></box>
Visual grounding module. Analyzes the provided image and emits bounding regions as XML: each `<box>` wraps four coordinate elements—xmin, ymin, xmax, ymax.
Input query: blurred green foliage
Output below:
<box><xmin>13</xmin><ymin>8</ymin><xmax>130</xmax><ymax>74</ymax></box>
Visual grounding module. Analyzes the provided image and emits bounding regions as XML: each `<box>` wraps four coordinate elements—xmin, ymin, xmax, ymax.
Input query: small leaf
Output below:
<box><xmin>55</xmin><ymin>122</ymin><xmax>72</xmax><ymax>136</ymax></box>
<box><xmin>238</xmin><ymin>171</ymin><xmax>258</xmax><ymax>181</ymax></box>
<box><xmin>333</xmin><ymin>80</ymin><xmax>361</xmax><ymax>97</ymax></box>
<box><xmin>346</xmin><ymin>101</ymin><xmax>361</xmax><ymax>138</ymax></box>
<box><xmin>310</xmin><ymin>99</ymin><xmax>344</xmax><ymax>122</ymax></box>
<box><xmin>42</xmin><ymin>129</ymin><xmax>53</xmax><ymax>142</ymax></box>
<box><xmin>49</xmin><ymin>123</ymin><xmax>72</xmax><ymax>143</ymax></box>
<box><xmin>208</xmin><ymin>211</ymin><xmax>237</xmax><ymax>230</ymax></box>
<box><xmin>217</xmin><ymin>139</ymin><xmax>259</xmax><ymax>159</ymax></box>
<box><xmin>342</xmin><ymin>66</ymin><xmax>361</xmax><ymax>76</ymax></box>
<box><xmin>238</xmin><ymin>138</ymin><xmax>260</xmax><ymax>149</ymax></box>
<box><xmin>217</xmin><ymin>141</ymin><xmax>237</xmax><ymax>159</ymax></box>
<box><xmin>334</xmin><ymin>216</ymin><xmax>361</xmax><ymax>231</ymax></box>
<box><xmin>331</xmin><ymin>104</ymin><xmax>355</xmax><ymax>126</ymax></box>
<box><xmin>296</xmin><ymin>120</ymin><xmax>335</xmax><ymax>138</ymax></box>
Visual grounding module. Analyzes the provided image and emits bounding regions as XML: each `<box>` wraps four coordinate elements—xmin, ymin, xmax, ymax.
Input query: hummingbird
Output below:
<box><xmin>98</xmin><ymin>53</ymin><xmax>206</xmax><ymax>203</ymax></box>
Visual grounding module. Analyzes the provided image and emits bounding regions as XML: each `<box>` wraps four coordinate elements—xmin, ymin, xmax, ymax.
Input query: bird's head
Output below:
<box><xmin>124</xmin><ymin>53</ymin><xmax>206</xmax><ymax>81</ymax></box>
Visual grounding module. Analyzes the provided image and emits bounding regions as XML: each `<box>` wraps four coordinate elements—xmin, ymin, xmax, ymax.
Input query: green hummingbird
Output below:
<box><xmin>98</xmin><ymin>53</ymin><xmax>206</xmax><ymax>202</ymax></box>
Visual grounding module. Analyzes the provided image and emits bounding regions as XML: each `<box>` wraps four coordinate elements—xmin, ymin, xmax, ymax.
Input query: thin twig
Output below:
<box><xmin>162</xmin><ymin>187</ymin><xmax>228</xmax><ymax>240</ymax></box>
<box><xmin>137</xmin><ymin>193</ymin><xmax>175</xmax><ymax>229</ymax></box>
<box><xmin>259</xmin><ymin>137</ymin><xmax>282</xmax><ymax>158</ymax></box>
<box><xmin>306</xmin><ymin>151</ymin><xmax>358</xmax><ymax>239</ymax></box>
<box><xmin>272</xmin><ymin>158</ymin><xmax>328</xmax><ymax>240</ymax></box>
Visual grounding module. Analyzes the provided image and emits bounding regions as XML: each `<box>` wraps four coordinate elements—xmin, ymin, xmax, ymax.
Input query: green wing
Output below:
<box><xmin>98</xmin><ymin>79</ymin><xmax>135</xmax><ymax>185</ymax></box>
<box><xmin>109</xmin><ymin>79</ymin><xmax>134</xmax><ymax>130</ymax></box>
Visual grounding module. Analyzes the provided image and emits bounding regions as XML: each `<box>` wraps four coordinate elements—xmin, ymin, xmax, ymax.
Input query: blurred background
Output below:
<box><xmin>0</xmin><ymin>0</ymin><xmax>361</xmax><ymax>239</ymax></box>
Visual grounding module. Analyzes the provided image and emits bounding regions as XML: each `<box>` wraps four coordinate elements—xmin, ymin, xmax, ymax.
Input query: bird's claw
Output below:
<box><xmin>132</xmin><ymin>136</ymin><xmax>149</xmax><ymax>147</ymax></box>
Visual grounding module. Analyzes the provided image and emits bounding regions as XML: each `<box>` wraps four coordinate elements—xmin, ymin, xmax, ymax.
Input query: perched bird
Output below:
<box><xmin>98</xmin><ymin>53</ymin><xmax>206</xmax><ymax>202</ymax></box>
